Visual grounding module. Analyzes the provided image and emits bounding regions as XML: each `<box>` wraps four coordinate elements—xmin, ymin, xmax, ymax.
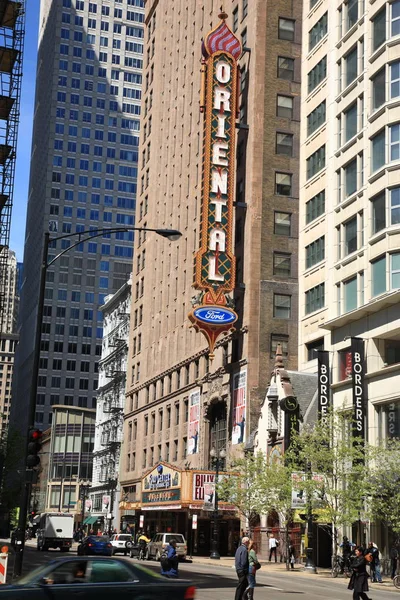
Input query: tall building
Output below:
<box><xmin>90</xmin><ymin>276</ymin><xmax>131</xmax><ymax>533</ymax></box>
<box><xmin>12</xmin><ymin>0</ymin><xmax>144</xmax><ymax>432</ymax></box>
<box><xmin>119</xmin><ymin>0</ymin><xmax>303</xmax><ymax>554</ymax></box>
<box><xmin>299</xmin><ymin>0</ymin><xmax>400</xmax><ymax>546</ymax></box>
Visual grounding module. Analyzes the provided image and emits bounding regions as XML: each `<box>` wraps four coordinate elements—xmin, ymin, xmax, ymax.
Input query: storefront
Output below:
<box><xmin>119</xmin><ymin>462</ymin><xmax>240</xmax><ymax>556</ymax></box>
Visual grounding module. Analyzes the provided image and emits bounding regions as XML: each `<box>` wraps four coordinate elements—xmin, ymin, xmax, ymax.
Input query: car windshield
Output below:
<box><xmin>117</xmin><ymin>535</ymin><xmax>132</xmax><ymax>540</ymax></box>
<box><xmin>166</xmin><ymin>534</ymin><xmax>185</xmax><ymax>543</ymax></box>
<box><xmin>93</xmin><ymin>536</ymin><xmax>109</xmax><ymax>542</ymax></box>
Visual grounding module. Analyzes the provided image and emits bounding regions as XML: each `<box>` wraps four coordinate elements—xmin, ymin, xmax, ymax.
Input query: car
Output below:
<box><xmin>109</xmin><ymin>533</ymin><xmax>134</xmax><ymax>556</ymax></box>
<box><xmin>77</xmin><ymin>535</ymin><xmax>112</xmax><ymax>556</ymax></box>
<box><xmin>0</xmin><ymin>556</ymin><xmax>197</xmax><ymax>599</ymax></box>
<box><xmin>147</xmin><ymin>533</ymin><xmax>187</xmax><ymax>561</ymax></box>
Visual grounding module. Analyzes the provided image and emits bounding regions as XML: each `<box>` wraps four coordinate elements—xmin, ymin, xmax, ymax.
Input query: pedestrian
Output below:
<box><xmin>160</xmin><ymin>538</ymin><xmax>179</xmax><ymax>578</ymax></box>
<box><xmin>243</xmin><ymin>539</ymin><xmax>259</xmax><ymax>600</ymax></box>
<box><xmin>288</xmin><ymin>540</ymin><xmax>296</xmax><ymax>570</ymax></box>
<box><xmin>348</xmin><ymin>546</ymin><xmax>372</xmax><ymax>600</ymax></box>
<box><xmin>234</xmin><ymin>535</ymin><xmax>250</xmax><ymax>600</ymax></box>
<box><xmin>367</xmin><ymin>541</ymin><xmax>382</xmax><ymax>583</ymax></box>
<box><xmin>391</xmin><ymin>544</ymin><xmax>399</xmax><ymax>579</ymax></box>
<box><xmin>268</xmin><ymin>534</ymin><xmax>279</xmax><ymax>563</ymax></box>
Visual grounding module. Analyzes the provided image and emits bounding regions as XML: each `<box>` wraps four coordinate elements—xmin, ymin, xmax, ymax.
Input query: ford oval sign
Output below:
<box><xmin>193</xmin><ymin>306</ymin><xmax>237</xmax><ymax>326</ymax></box>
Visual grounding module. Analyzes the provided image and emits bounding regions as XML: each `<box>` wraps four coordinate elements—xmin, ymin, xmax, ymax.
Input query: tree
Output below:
<box><xmin>368</xmin><ymin>438</ymin><xmax>400</xmax><ymax>541</ymax></box>
<box><xmin>287</xmin><ymin>409</ymin><xmax>370</xmax><ymax>556</ymax></box>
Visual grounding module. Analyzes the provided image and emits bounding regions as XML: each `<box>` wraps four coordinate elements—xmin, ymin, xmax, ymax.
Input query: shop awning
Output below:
<box><xmin>83</xmin><ymin>516</ymin><xmax>98</xmax><ymax>525</ymax></box>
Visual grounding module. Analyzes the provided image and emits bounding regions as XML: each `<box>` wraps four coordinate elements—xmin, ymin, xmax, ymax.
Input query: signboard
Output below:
<box><xmin>317</xmin><ymin>350</ymin><xmax>330</xmax><ymax>425</ymax></box>
<box><xmin>192</xmin><ymin>514</ymin><xmax>198</xmax><ymax>530</ymax></box>
<box><xmin>85</xmin><ymin>499</ymin><xmax>92</xmax><ymax>512</ymax></box>
<box><xmin>193</xmin><ymin>472</ymin><xmax>215</xmax><ymax>500</ymax></box>
<box><xmin>188</xmin><ymin>389</ymin><xmax>200</xmax><ymax>455</ymax></box>
<box><xmin>387</xmin><ymin>401</ymin><xmax>400</xmax><ymax>438</ymax></box>
<box><xmin>102</xmin><ymin>495</ymin><xmax>110</xmax><ymax>512</ymax></box>
<box><xmin>188</xmin><ymin>12</ymin><xmax>241</xmax><ymax>358</ymax></box>
<box><xmin>142</xmin><ymin>463</ymin><xmax>181</xmax><ymax>505</ymax></box>
<box><xmin>232</xmin><ymin>369</ymin><xmax>247</xmax><ymax>444</ymax></box>
<box><xmin>203</xmin><ymin>482</ymin><xmax>215</xmax><ymax>511</ymax></box>
<box><xmin>351</xmin><ymin>337</ymin><xmax>366</xmax><ymax>442</ymax></box>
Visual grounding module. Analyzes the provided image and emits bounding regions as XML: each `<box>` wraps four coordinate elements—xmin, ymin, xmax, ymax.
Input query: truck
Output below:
<box><xmin>36</xmin><ymin>512</ymin><xmax>74</xmax><ymax>552</ymax></box>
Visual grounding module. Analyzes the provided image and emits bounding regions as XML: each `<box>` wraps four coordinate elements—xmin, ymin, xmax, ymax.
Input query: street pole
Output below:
<box><xmin>304</xmin><ymin>462</ymin><xmax>317</xmax><ymax>573</ymax></box>
<box><xmin>13</xmin><ymin>233</ymin><xmax>49</xmax><ymax>578</ymax></box>
<box><xmin>210</xmin><ymin>456</ymin><xmax>220</xmax><ymax>560</ymax></box>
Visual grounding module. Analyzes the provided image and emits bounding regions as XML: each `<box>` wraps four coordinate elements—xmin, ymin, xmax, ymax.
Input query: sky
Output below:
<box><xmin>10</xmin><ymin>1</ymin><xmax>40</xmax><ymax>261</ymax></box>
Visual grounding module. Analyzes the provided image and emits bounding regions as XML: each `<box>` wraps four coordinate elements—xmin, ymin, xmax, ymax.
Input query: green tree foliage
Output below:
<box><xmin>368</xmin><ymin>438</ymin><xmax>400</xmax><ymax>538</ymax></box>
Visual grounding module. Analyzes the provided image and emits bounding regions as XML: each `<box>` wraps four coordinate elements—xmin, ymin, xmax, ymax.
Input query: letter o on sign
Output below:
<box><xmin>216</xmin><ymin>61</ymin><xmax>231</xmax><ymax>84</ymax></box>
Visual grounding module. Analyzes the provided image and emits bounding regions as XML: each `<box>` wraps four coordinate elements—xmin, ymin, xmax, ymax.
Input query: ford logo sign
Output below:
<box><xmin>193</xmin><ymin>306</ymin><xmax>237</xmax><ymax>325</ymax></box>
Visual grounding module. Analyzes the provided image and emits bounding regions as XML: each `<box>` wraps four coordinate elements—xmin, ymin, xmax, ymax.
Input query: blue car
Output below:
<box><xmin>77</xmin><ymin>535</ymin><xmax>113</xmax><ymax>556</ymax></box>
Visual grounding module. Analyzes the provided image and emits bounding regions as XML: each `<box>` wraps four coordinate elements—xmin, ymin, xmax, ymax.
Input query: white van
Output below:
<box><xmin>36</xmin><ymin>512</ymin><xmax>74</xmax><ymax>552</ymax></box>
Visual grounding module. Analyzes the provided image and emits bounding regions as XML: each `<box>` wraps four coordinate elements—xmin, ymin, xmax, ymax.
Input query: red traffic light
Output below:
<box><xmin>31</xmin><ymin>430</ymin><xmax>42</xmax><ymax>441</ymax></box>
<box><xmin>27</xmin><ymin>428</ymin><xmax>43</xmax><ymax>468</ymax></box>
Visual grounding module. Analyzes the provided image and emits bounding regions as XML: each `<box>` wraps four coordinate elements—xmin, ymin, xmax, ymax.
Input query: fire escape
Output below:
<box><xmin>0</xmin><ymin>0</ymin><xmax>24</xmax><ymax>332</ymax></box>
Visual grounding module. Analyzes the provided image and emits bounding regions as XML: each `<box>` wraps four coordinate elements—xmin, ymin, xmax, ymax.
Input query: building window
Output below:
<box><xmin>270</xmin><ymin>334</ymin><xmax>289</xmax><ymax>358</ymax></box>
<box><xmin>346</xmin><ymin>0</ymin><xmax>358</xmax><ymax>31</ymax></box>
<box><xmin>279</xmin><ymin>18</ymin><xmax>295</xmax><ymax>41</ymax></box>
<box><xmin>277</xmin><ymin>95</ymin><xmax>293</xmax><ymax>119</ymax></box>
<box><xmin>391</xmin><ymin>188</ymin><xmax>400</xmax><ymax>224</ymax></box>
<box><xmin>306</xmin><ymin>236</ymin><xmax>325</xmax><ymax>269</ymax></box>
<box><xmin>233</xmin><ymin>6</ymin><xmax>239</xmax><ymax>32</ymax></box>
<box><xmin>390</xmin><ymin>124</ymin><xmax>400</xmax><ymax>161</ymax></box>
<box><xmin>391</xmin><ymin>252</ymin><xmax>400</xmax><ymax>289</ymax></box>
<box><xmin>307</xmin><ymin>101</ymin><xmax>326</xmax><ymax>136</ymax></box>
<box><xmin>273</xmin><ymin>294</ymin><xmax>291</xmax><ymax>319</ymax></box>
<box><xmin>371</xmin><ymin>255</ymin><xmax>386</xmax><ymax>297</ymax></box>
<box><xmin>372</xmin><ymin>68</ymin><xmax>385</xmax><ymax>110</ymax></box>
<box><xmin>307</xmin><ymin>55</ymin><xmax>327</xmax><ymax>93</ymax></box>
<box><xmin>391</xmin><ymin>61</ymin><xmax>400</xmax><ymax>100</ymax></box>
<box><xmin>385</xmin><ymin>344</ymin><xmax>400</xmax><ymax>369</ymax></box>
<box><xmin>343</xmin><ymin>276</ymin><xmax>357</xmax><ymax>313</ymax></box>
<box><xmin>274</xmin><ymin>211</ymin><xmax>291</xmax><ymax>236</ymax></box>
<box><xmin>209</xmin><ymin>402</ymin><xmax>227</xmax><ymax>461</ymax></box>
<box><xmin>309</xmin><ymin>12</ymin><xmax>327</xmax><ymax>50</ymax></box>
<box><xmin>276</xmin><ymin>133</ymin><xmax>293</xmax><ymax>156</ymax></box>
<box><xmin>372</xmin><ymin>191</ymin><xmax>386</xmax><ymax>234</ymax></box>
<box><xmin>373</xmin><ymin>6</ymin><xmax>386</xmax><ymax>51</ymax></box>
<box><xmin>306</xmin><ymin>145</ymin><xmax>325</xmax><ymax>179</ymax></box>
<box><xmin>344</xmin><ymin>158</ymin><xmax>357</xmax><ymax>198</ymax></box>
<box><xmin>344</xmin><ymin>102</ymin><xmax>357</xmax><ymax>142</ymax></box>
<box><xmin>277</xmin><ymin>56</ymin><xmax>295</xmax><ymax>80</ymax></box>
<box><xmin>372</xmin><ymin>129</ymin><xmax>385</xmax><ymax>172</ymax></box>
<box><xmin>306</xmin><ymin>190</ymin><xmax>325</xmax><ymax>223</ymax></box>
<box><xmin>306</xmin><ymin>338</ymin><xmax>324</xmax><ymax>361</ymax></box>
<box><xmin>391</xmin><ymin>0</ymin><xmax>400</xmax><ymax>36</ymax></box>
<box><xmin>305</xmin><ymin>283</ymin><xmax>325</xmax><ymax>314</ymax></box>
<box><xmin>345</xmin><ymin>46</ymin><xmax>358</xmax><ymax>87</ymax></box>
<box><xmin>275</xmin><ymin>172</ymin><xmax>292</xmax><ymax>196</ymax></box>
<box><xmin>273</xmin><ymin>252</ymin><xmax>291</xmax><ymax>277</ymax></box>
<box><xmin>344</xmin><ymin>216</ymin><xmax>358</xmax><ymax>255</ymax></box>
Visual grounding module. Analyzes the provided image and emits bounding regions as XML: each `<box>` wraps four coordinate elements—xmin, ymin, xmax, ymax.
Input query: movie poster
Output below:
<box><xmin>232</xmin><ymin>369</ymin><xmax>247</xmax><ymax>445</ymax></box>
<box><xmin>188</xmin><ymin>389</ymin><xmax>200</xmax><ymax>455</ymax></box>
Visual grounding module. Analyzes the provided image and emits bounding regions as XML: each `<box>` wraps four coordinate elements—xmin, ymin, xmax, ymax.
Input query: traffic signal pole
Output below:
<box><xmin>12</xmin><ymin>234</ymin><xmax>49</xmax><ymax>578</ymax></box>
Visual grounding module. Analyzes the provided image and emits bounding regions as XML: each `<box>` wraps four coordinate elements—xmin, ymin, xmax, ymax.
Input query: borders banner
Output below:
<box><xmin>232</xmin><ymin>369</ymin><xmax>246</xmax><ymax>445</ymax></box>
<box><xmin>351</xmin><ymin>337</ymin><xmax>366</xmax><ymax>441</ymax></box>
<box><xmin>317</xmin><ymin>350</ymin><xmax>330</xmax><ymax>424</ymax></box>
<box><xmin>188</xmin><ymin>389</ymin><xmax>200</xmax><ymax>455</ymax></box>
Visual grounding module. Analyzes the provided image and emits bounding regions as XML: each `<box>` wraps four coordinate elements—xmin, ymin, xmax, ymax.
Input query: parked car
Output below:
<box><xmin>109</xmin><ymin>533</ymin><xmax>134</xmax><ymax>556</ymax></box>
<box><xmin>147</xmin><ymin>533</ymin><xmax>187</xmax><ymax>561</ymax></box>
<box><xmin>77</xmin><ymin>536</ymin><xmax>112</xmax><ymax>557</ymax></box>
<box><xmin>0</xmin><ymin>556</ymin><xmax>196</xmax><ymax>599</ymax></box>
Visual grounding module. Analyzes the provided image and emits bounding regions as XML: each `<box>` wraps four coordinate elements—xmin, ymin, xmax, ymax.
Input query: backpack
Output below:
<box><xmin>160</xmin><ymin>549</ymin><xmax>170</xmax><ymax>571</ymax></box>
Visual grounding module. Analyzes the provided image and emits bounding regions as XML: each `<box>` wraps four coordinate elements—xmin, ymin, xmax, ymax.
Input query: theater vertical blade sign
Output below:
<box><xmin>189</xmin><ymin>13</ymin><xmax>241</xmax><ymax>358</ymax></box>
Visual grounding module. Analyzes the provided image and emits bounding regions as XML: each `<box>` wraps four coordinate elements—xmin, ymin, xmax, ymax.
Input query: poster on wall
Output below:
<box><xmin>188</xmin><ymin>389</ymin><xmax>200</xmax><ymax>455</ymax></box>
<box><xmin>232</xmin><ymin>369</ymin><xmax>247</xmax><ymax>445</ymax></box>
<box><xmin>102</xmin><ymin>495</ymin><xmax>110</xmax><ymax>512</ymax></box>
<box><xmin>203</xmin><ymin>482</ymin><xmax>215</xmax><ymax>511</ymax></box>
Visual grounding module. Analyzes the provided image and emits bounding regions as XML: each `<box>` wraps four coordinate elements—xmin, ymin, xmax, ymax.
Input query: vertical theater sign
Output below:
<box><xmin>189</xmin><ymin>12</ymin><xmax>241</xmax><ymax>358</ymax></box>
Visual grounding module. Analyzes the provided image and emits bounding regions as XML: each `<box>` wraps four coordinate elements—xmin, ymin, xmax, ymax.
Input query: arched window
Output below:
<box><xmin>208</xmin><ymin>400</ymin><xmax>227</xmax><ymax>468</ymax></box>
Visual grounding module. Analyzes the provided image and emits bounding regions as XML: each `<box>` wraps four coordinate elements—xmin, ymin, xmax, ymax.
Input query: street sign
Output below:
<box><xmin>192</xmin><ymin>515</ymin><xmax>198</xmax><ymax>530</ymax></box>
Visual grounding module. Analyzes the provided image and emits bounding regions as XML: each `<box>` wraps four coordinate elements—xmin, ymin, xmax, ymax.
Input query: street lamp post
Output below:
<box><xmin>12</xmin><ymin>226</ymin><xmax>181</xmax><ymax>578</ymax></box>
<box><xmin>304</xmin><ymin>462</ymin><xmax>317</xmax><ymax>574</ymax></box>
<box><xmin>209</xmin><ymin>447</ymin><xmax>226</xmax><ymax>560</ymax></box>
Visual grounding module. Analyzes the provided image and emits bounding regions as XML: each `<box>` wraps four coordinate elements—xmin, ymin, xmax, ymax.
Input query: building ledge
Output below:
<box><xmin>320</xmin><ymin>289</ymin><xmax>400</xmax><ymax>330</ymax></box>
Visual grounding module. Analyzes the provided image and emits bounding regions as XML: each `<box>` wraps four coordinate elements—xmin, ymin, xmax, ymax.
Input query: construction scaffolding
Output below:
<box><xmin>0</xmin><ymin>0</ymin><xmax>25</xmax><ymax>333</ymax></box>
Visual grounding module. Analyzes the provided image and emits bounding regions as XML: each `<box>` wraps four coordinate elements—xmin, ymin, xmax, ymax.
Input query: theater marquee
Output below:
<box><xmin>189</xmin><ymin>12</ymin><xmax>241</xmax><ymax>358</ymax></box>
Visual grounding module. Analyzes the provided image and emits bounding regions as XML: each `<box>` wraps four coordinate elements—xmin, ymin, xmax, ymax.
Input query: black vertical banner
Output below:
<box><xmin>317</xmin><ymin>351</ymin><xmax>330</xmax><ymax>425</ymax></box>
<box><xmin>351</xmin><ymin>337</ymin><xmax>366</xmax><ymax>442</ymax></box>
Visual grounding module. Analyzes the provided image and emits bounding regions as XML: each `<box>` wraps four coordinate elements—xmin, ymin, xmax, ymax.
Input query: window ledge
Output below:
<box><xmin>304</xmin><ymin>259</ymin><xmax>326</xmax><ymax>276</ymax></box>
<box><xmin>307</xmin><ymin>35</ymin><xmax>328</xmax><ymax>61</ymax></box>
<box><xmin>335</xmin><ymin>188</ymin><xmax>364</xmax><ymax>212</ymax></box>
<box><xmin>370</xmin><ymin>224</ymin><xmax>400</xmax><ymax>246</ymax></box>
<box><xmin>336</xmin><ymin>72</ymin><xmax>365</xmax><ymax>103</ymax></box>
<box><xmin>336</xmin><ymin>16</ymin><xmax>365</xmax><ymax>49</ymax></box>
<box><xmin>335</xmin><ymin>131</ymin><xmax>362</xmax><ymax>157</ymax></box>
<box><xmin>335</xmin><ymin>248</ymin><xmax>364</xmax><ymax>270</ymax></box>
<box><xmin>306</xmin><ymin>78</ymin><xmax>327</xmax><ymax>103</ymax></box>
<box><xmin>305</xmin><ymin>122</ymin><xmax>327</xmax><ymax>145</ymax></box>
<box><xmin>366</xmin><ymin>362</ymin><xmax>400</xmax><ymax>381</ymax></box>
<box><xmin>301</xmin><ymin>305</ymin><xmax>327</xmax><ymax>323</ymax></box>
<box><xmin>369</xmin><ymin>37</ymin><xmax>400</xmax><ymax>65</ymax></box>
<box><xmin>307</xmin><ymin>0</ymin><xmax>324</xmax><ymax>18</ymax></box>
<box><xmin>304</xmin><ymin>213</ymin><xmax>326</xmax><ymax>233</ymax></box>
<box><xmin>369</xmin><ymin>98</ymin><xmax>400</xmax><ymax>123</ymax></box>
<box><xmin>369</xmin><ymin>161</ymin><xmax>400</xmax><ymax>184</ymax></box>
<box><xmin>305</xmin><ymin>167</ymin><xmax>326</xmax><ymax>187</ymax></box>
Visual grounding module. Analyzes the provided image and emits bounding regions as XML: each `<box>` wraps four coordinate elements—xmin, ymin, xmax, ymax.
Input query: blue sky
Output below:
<box><xmin>10</xmin><ymin>1</ymin><xmax>39</xmax><ymax>261</ymax></box>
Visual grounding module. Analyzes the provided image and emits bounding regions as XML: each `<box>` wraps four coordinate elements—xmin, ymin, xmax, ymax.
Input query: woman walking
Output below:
<box><xmin>348</xmin><ymin>547</ymin><xmax>372</xmax><ymax>600</ymax></box>
<box><xmin>243</xmin><ymin>539</ymin><xmax>259</xmax><ymax>600</ymax></box>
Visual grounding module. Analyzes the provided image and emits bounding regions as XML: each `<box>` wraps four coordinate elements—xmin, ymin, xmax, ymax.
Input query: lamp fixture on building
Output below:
<box><xmin>266</xmin><ymin>382</ymin><xmax>279</xmax><ymax>402</ymax></box>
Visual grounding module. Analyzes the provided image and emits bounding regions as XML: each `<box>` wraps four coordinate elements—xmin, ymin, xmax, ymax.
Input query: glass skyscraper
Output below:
<box><xmin>12</xmin><ymin>0</ymin><xmax>144</xmax><ymax>432</ymax></box>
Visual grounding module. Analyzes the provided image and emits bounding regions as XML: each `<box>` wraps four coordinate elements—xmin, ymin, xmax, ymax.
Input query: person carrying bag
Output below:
<box><xmin>243</xmin><ymin>539</ymin><xmax>261</xmax><ymax>600</ymax></box>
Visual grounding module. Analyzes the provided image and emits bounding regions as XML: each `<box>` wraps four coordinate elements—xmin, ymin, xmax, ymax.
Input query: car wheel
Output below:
<box><xmin>126</xmin><ymin>541</ymin><xmax>133</xmax><ymax>549</ymax></box>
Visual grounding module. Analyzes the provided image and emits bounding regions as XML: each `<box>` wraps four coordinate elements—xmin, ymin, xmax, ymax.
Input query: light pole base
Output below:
<box><xmin>304</xmin><ymin>547</ymin><xmax>317</xmax><ymax>573</ymax></box>
<box><xmin>210</xmin><ymin>550</ymin><xmax>221</xmax><ymax>559</ymax></box>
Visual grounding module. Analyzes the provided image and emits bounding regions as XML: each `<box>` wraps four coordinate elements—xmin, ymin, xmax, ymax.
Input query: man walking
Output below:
<box><xmin>235</xmin><ymin>536</ymin><xmax>250</xmax><ymax>600</ymax></box>
<box><xmin>367</xmin><ymin>541</ymin><xmax>382</xmax><ymax>583</ymax></box>
<box><xmin>269</xmin><ymin>534</ymin><xmax>279</xmax><ymax>563</ymax></box>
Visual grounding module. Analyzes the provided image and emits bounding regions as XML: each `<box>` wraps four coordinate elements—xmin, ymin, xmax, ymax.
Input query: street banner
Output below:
<box><xmin>232</xmin><ymin>369</ymin><xmax>247</xmax><ymax>444</ymax></box>
<box><xmin>102</xmin><ymin>495</ymin><xmax>110</xmax><ymax>512</ymax></box>
<box><xmin>351</xmin><ymin>337</ymin><xmax>366</xmax><ymax>441</ymax></box>
<box><xmin>317</xmin><ymin>350</ymin><xmax>330</xmax><ymax>424</ymax></box>
<box><xmin>203</xmin><ymin>482</ymin><xmax>215</xmax><ymax>511</ymax></box>
<box><xmin>85</xmin><ymin>499</ymin><xmax>92</xmax><ymax>512</ymax></box>
<box><xmin>139</xmin><ymin>515</ymin><xmax>144</xmax><ymax>528</ymax></box>
<box><xmin>192</xmin><ymin>515</ymin><xmax>198</xmax><ymax>530</ymax></box>
<box><xmin>188</xmin><ymin>389</ymin><xmax>200</xmax><ymax>455</ymax></box>
<box><xmin>291</xmin><ymin>472</ymin><xmax>306</xmax><ymax>509</ymax></box>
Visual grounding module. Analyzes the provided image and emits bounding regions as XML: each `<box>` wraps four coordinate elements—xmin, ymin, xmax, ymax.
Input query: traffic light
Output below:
<box><xmin>26</xmin><ymin>428</ymin><xmax>42</xmax><ymax>468</ymax></box>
